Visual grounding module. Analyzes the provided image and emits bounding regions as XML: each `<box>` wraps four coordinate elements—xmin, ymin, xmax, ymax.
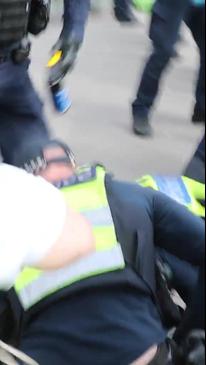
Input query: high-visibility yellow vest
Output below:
<box><xmin>138</xmin><ymin>175</ymin><xmax>205</xmax><ymax>218</ymax></box>
<box><xmin>14</xmin><ymin>166</ymin><xmax>125</xmax><ymax>311</ymax></box>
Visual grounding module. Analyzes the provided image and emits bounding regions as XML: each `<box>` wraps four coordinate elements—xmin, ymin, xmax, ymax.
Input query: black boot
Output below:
<box><xmin>133</xmin><ymin>114</ymin><xmax>153</xmax><ymax>137</ymax></box>
<box><xmin>114</xmin><ymin>2</ymin><xmax>137</xmax><ymax>23</ymax></box>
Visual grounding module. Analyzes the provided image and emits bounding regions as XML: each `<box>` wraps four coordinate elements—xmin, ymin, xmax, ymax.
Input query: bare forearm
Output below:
<box><xmin>38</xmin><ymin>208</ymin><xmax>95</xmax><ymax>269</ymax></box>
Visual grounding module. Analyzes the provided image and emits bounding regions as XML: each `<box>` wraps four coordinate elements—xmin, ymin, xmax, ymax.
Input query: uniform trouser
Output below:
<box><xmin>0</xmin><ymin>59</ymin><xmax>50</xmax><ymax>167</ymax></box>
<box><xmin>132</xmin><ymin>2</ymin><xmax>205</xmax><ymax>118</ymax></box>
<box><xmin>158</xmin><ymin>249</ymin><xmax>198</xmax><ymax>304</ymax></box>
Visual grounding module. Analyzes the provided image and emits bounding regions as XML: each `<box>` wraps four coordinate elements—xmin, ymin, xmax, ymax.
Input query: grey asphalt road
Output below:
<box><xmin>31</xmin><ymin>5</ymin><xmax>204</xmax><ymax>180</ymax></box>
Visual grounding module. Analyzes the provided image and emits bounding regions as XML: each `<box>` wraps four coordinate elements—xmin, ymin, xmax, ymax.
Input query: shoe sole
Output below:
<box><xmin>133</xmin><ymin>124</ymin><xmax>153</xmax><ymax>137</ymax></box>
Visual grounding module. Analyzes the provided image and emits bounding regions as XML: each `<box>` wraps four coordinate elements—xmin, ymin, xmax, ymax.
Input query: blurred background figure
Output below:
<box><xmin>113</xmin><ymin>0</ymin><xmax>137</xmax><ymax>23</ymax></box>
<box><xmin>185</xmin><ymin>2</ymin><xmax>205</xmax><ymax>124</ymax></box>
<box><xmin>132</xmin><ymin>0</ymin><xmax>205</xmax><ymax>136</ymax></box>
<box><xmin>91</xmin><ymin>0</ymin><xmax>137</xmax><ymax>22</ymax></box>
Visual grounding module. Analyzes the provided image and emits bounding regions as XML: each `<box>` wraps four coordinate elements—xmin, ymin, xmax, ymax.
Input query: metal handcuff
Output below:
<box><xmin>0</xmin><ymin>341</ymin><xmax>38</xmax><ymax>365</ymax></box>
<box><xmin>23</xmin><ymin>140</ymin><xmax>76</xmax><ymax>175</ymax></box>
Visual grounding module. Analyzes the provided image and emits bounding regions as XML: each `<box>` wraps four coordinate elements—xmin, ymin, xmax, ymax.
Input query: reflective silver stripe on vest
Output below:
<box><xmin>82</xmin><ymin>207</ymin><xmax>114</xmax><ymax>226</ymax></box>
<box><xmin>18</xmin><ymin>245</ymin><xmax>125</xmax><ymax>310</ymax></box>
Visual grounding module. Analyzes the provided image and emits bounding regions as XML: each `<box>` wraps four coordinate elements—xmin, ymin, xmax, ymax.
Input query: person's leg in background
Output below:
<box><xmin>185</xmin><ymin>5</ymin><xmax>205</xmax><ymax>124</ymax></box>
<box><xmin>184</xmin><ymin>133</ymin><xmax>205</xmax><ymax>183</ymax></box>
<box><xmin>132</xmin><ymin>0</ymin><xmax>190</xmax><ymax>136</ymax></box>
<box><xmin>0</xmin><ymin>59</ymin><xmax>50</xmax><ymax>167</ymax></box>
<box><xmin>113</xmin><ymin>0</ymin><xmax>137</xmax><ymax>23</ymax></box>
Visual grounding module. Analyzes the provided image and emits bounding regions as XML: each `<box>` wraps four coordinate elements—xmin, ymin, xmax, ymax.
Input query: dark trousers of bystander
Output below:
<box><xmin>132</xmin><ymin>0</ymin><xmax>205</xmax><ymax>121</ymax></box>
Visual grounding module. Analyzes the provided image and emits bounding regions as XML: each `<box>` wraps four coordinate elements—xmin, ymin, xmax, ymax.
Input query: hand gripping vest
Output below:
<box><xmin>0</xmin><ymin>0</ymin><xmax>30</xmax><ymax>48</ymax></box>
<box><xmin>14</xmin><ymin>166</ymin><xmax>125</xmax><ymax>311</ymax></box>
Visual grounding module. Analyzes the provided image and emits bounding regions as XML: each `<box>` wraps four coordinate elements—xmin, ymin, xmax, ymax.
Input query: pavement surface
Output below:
<box><xmin>31</xmin><ymin>3</ymin><xmax>204</xmax><ymax>180</ymax></box>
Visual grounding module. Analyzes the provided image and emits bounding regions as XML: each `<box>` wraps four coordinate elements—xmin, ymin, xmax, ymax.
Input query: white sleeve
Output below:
<box><xmin>0</xmin><ymin>164</ymin><xmax>67</xmax><ymax>289</ymax></box>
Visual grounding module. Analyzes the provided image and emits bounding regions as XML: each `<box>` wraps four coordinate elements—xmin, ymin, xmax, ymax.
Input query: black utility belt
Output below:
<box><xmin>0</xmin><ymin>40</ymin><xmax>31</xmax><ymax>65</ymax></box>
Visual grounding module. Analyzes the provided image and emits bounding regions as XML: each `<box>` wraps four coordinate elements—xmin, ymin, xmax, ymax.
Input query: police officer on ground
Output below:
<box><xmin>0</xmin><ymin>0</ymin><xmax>90</xmax><ymax>167</ymax></box>
<box><xmin>132</xmin><ymin>0</ymin><xmax>205</xmax><ymax>136</ymax></box>
<box><xmin>1</xmin><ymin>140</ymin><xmax>204</xmax><ymax>365</ymax></box>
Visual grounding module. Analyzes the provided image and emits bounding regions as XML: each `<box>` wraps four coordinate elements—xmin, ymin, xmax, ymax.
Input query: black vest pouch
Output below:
<box><xmin>155</xmin><ymin>260</ymin><xmax>182</xmax><ymax>329</ymax></box>
<box><xmin>0</xmin><ymin>0</ymin><xmax>30</xmax><ymax>48</ymax></box>
<box><xmin>28</xmin><ymin>0</ymin><xmax>51</xmax><ymax>36</ymax></box>
<box><xmin>0</xmin><ymin>290</ymin><xmax>23</xmax><ymax>348</ymax></box>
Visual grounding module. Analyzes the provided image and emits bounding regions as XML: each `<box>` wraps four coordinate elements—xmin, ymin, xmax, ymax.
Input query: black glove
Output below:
<box><xmin>28</xmin><ymin>0</ymin><xmax>51</xmax><ymax>36</ymax></box>
<box><xmin>48</xmin><ymin>36</ymin><xmax>81</xmax><ymax>86</ymax></box>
